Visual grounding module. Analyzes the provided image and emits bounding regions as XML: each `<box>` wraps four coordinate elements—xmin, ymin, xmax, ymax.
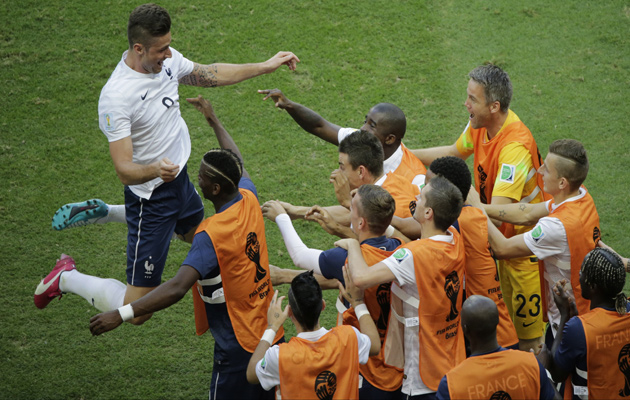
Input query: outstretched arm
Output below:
<box><xmin>391</xmin><ymin>216</ymin><xmax>422</xmax><ymax>240</ymax></box>
<box><xmin>187</xmin><ymin>95</ymin><xmax>249</xmax><ymax>179</ymax></box>
<box><xmin>269</xmin><ymin>265</ymin><xmax>340</xmax><ymax>290</ymax></box>
<box><xmin>486</xmin><ymin>216</ymin><xmax>533</xmax><ymax>260</ymax></box>
<box><xmin>409</xmin><ymin>143</ymin><xmax>465</xmax><ymax>165</ymax></box>
<box><xmin>262</xmin><ymin>200</ymin><xmax>323</xmax><ymax>272</ymax></box>
<box><xmin>89</xmin><ymin>265</ymin><xmax>200</xmax><ymax>335</ymax></box>
<box><xmin>179</xmin><ymin>52</ymin><xmax>299</xmax><ymax>87</ymax></box>
<box><xmin>597</xmin><ymin>240</ymin><xmax>630</xmax><ymax>271</ymax></box>
<box><xmin>258</xmin><ymin>88</ymin><xmax>342</xmax><ymax>144</ymax></box>
<box><xmin>467</xmin><ymin>187</ymin><xmax>549</xmax><ymax>226</ymax></box>
<box><xmin>305</xmin><ymin>205</ymin><xmax>357</xmax><ymax>239</ymax></box>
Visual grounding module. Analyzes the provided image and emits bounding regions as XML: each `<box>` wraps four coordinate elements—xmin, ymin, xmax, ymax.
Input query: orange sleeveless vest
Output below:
<box><xmin>339</xmin><ymin>243</ymin><xmax>404</xmax><ymax>391</ymax></box>
<box><xmin>381</xmin><ymin>172</ymin><xmax>420</xmax><ymax>219</ymax></box>
<box><xmin>540</xmin><ymin>189</ymin><xmax>600</xmax><ymax>318</ymax></box>
<box><xmin>458</xmin><ymin>206</ymin><xmax>518</xmax><ymax>348</ymax></box>
<box><xmin>406</xmin><ymin>227</ymin><xmax>467</xmax><ymax>390</ymax></box>
<box><xmin>192</xmin><ymin>189</ymin><xmax>283</xmax><ymax>351</ymax></box>
<box><xmin>278</xmin><ymin>325</ymin><xmax>360</xmax><ymax>399</ymax></box>
<box><xmin>446</xmin><ymin>349</ymin><xmax>541</xmax><ymax>399</ymax></box>
<box><xmin>579</xmin><ymin>308</ymin><xmax>630</xmax><ymax>399</ymax></box>
<box><xmin>393</xmin><ymin>144</ymin><xmax>427</xmax><ymax>183</ymax></box>
<box><xmin>469</xmin><ymin>120</ymin><xmax>549</xmax><ymax>237</ymax></box>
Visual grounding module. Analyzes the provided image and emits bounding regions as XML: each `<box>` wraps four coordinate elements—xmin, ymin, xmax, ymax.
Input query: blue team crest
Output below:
<box><xmin>499</xmin><ymin>163</ymin><xmax>515</xmax><ymax>183</ymax></box>
<box><xmin>393</xmin><ymin>248</ymin><xmax>409</xmax><ymax>263</ymax></box>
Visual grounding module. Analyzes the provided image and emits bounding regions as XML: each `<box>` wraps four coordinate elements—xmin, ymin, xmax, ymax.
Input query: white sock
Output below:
<box><xmin>60</xmin><ymin>270</ymin><xmax>126</xmax><ymax>312</ymax></box>
<box><xmin>97</xmin><ymin>204</ymin><xmax>126</xmax><ymax>224</ymax></box>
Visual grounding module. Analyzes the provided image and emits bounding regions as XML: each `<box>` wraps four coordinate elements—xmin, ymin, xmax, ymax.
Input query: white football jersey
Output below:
<box><xmin>98</xmin><ymin>48</ymin><xmax>194</xmax><ymax>199</ymax></box>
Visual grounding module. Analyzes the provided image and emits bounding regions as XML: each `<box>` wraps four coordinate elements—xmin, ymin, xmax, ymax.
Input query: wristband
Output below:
<box><xmin>354</xmin><ymin>303</ymin><xmax>370</xmax><ymax>320</ymax></box>
<box><xmin>261</xmin><ymin>328</ymin><xmax>276</xmax><ymax>345</ymax></box>
<box><xmin>118</xmin><ymin>304</ymin><xmax>135</xmax><ymax>322</ymax></box>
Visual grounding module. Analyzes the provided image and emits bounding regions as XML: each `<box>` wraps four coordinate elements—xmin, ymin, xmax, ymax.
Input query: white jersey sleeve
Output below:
<box><xmin>275</xmin><ymin>214</ymin><xmax>323</xmax><ymax>274</ymax></box>
<box><xmin>99</xmin><ymin>84</ymin><xmax>132</xmax><ymax>143</ymax></box>
<box><xmin>338</xmin><ymin>127</ymin><xmax>358</xmax><ymax>144</ymax></box>
<box><xmin>381</xmin><ymin>247</ymin><xmax>416</xmax><ymax>287</ymax></box>
<box><xmin>172</xmin><ymin>50</ymin><xmax>194</xmax><ymax>80</ymax></box>
<box><xmin>255</xmin><ymin>345</ymin><xmax>281</xmax><ymax>391</ymax></box>
<box><xmin>523</xmin><ymin>216</ymin><xmax>568</xmax><ymax>260</ymax></box>
<box><xmin>352</xmin><ymin>326</ymin><xmax>372</xmax><ymax>365</ymax></box>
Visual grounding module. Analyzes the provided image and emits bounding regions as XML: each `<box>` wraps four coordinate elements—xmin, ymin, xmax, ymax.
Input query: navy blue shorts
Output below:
<box><xmin>360</xmin><ymin>374</ymin><xmax>403</xmax><ymax>399</ymax></box>
<box><xmin>209</xmin><ymin>368</ymin><xmax>274</xmax><ymax>400</ymax></box>
<box><xmin>209</xmin><ymin>341</ymin><xmax>283</xmax><ymax>400</ymax></box>
<box><xmin>124</xmin><ymin>165</ymin><xmax>204</xmax><ymax>287</ymax></box>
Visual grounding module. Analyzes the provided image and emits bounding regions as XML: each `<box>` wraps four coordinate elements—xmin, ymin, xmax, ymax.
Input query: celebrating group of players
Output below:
<box><xmin>34</xmin><ymin>3</ymin><xmax>630</xmax><ymax>399</ymax></box>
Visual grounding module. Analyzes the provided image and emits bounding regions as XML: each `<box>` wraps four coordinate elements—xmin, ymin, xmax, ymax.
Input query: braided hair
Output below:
<box><xmin>201</xmin><ymin>149</ymin><xmax>242</xmax><ymax>193</ymax></box>
<box><xmin>581</xmin><ymin>247</ymin><xmax>628</xmax><ymax>315</ymax></box>
<box><xmin>288</xmin><ymin>271</ymin><xmax>322</xmax><ymax>331</ymax></box>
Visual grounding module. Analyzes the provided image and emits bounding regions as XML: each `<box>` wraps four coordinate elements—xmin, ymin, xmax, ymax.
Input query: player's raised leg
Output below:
<box><xmin>51</xmin><ymin>199</ymin><xmax>126</xmax><ymax>230</ymax></box>
<box><xmin>35</xmin><ymin>254</ymin><xmax>127</xmax><ymax>312</ymax></box>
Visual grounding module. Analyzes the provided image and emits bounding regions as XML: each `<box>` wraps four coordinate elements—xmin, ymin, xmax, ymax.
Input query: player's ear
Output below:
<box><xmin>357</xmin><ymin>165</ymin><xmax>366</xmax><ymax>179</ymax></box>
<box><xmin>425</xmin><ymin>206</ymin><xmax>434</xmax><ymax>221</ymax></box>
<box><xmin>357</xmin><ymin>216</ymin><xmax>365</xmax><ymax>230</ymax></box>
<box><xmin>321</xmin><ymin>299</ymin><xmax>326</xmax><ymax>311</ymax></box>
<box><xmin>211</xmin><ymin>182</ymin><xmax>221</xmax><ymax>196</ymax></box>
<box><xmin>489</xmin><ymin>100</ymin><xmax>501</xmax><ymax>114</ymax></box>
<box><xmin>384</xmin><ymin>133</ymin><xmax>397</xmax><ymax>146</ymax></box>
<box><xmin>132</xmin><ymin>42</ymin><xmax>145</xmax><ymax>55</ymax></box>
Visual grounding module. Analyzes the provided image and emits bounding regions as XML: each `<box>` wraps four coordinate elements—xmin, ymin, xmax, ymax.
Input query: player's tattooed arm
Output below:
<box><xmin>484</xmin><ymin>200</ymin><xmax>549</xmax><ymax>226</ymax></box>
<box><xmin>179</xmin><ymin>63</ymin><xmax>218</xmax><ymax>87</ymax></box>
<box><xmin>182</xmin><ymin>52</ymin><xmax>299</xmax><ymax>88</ymax></box>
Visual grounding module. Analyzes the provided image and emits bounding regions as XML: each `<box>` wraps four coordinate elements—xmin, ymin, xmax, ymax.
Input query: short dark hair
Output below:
<box><xmin>548</xmin><ymin>139</ymin><xmax>589</xmax><ymax>191</ymax></box>
<box><xmin>468</xmin><ymin>64</ymin><xmax>512</xmax><ymax>113</ymax></box>
<box><xmin>356</xmin><ymin>185</ymin><xmax>396</xmax><ymax>235</ymax></box>
<box><xmin>424</xmin><ymin>176</ymin><xmax>463</xmax><ymax>231</ymax></box>
<box><xmin>581</xmin><ymin>248</ymin><xmax>627</xmax><ymax>315</ymax></box>
<box><xmin>370</xmin><ymin>103</ymin><xmax>407</xmax><ymax>140</ymax></box>
<box><xmin>128</xmin><ymin>4</ymin><xmax>171</xmax><ymax>48</ymax></box>
<box><xmin>201</xmin><ymin>149</ymin><xmax>242</xmax><ymax>194</ymax></box>
<box><xmin>338</xmin><ymin>130</ymin><xmax>384</xmax><ymax>177</ymax></box>
<box><xmin>429</xmin><ymin>157</ymin><xmax>472</xmax><ymax>200</ymax></box>
<box><xmin>288</xmin><ymin>271</ymin><xmax>323</xmax><ymax>331</ymax></box>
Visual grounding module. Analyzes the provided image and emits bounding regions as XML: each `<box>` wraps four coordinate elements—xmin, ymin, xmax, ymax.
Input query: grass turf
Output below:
<box><xmin>1</xmin><ymin>0</ymin><xmax>629</xmax><ymax>398</ymax></box>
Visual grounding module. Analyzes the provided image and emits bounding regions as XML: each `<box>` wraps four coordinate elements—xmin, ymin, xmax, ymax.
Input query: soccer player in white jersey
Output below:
<box><xmin>36</xmin><ymin>4</ymin><xmax>299</xmax><ymax>326</ymax></box>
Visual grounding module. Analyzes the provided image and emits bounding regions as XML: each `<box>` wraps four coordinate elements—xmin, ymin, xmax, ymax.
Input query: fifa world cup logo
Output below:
<box><xmin>490</xmin><ymin>391</ymin><xmax>512</xmax><ymax>400</ymax></box>
<box><xmin>246</xmin><ymin>232</ymin><xmax>267</xmax><ymax>283</ymax></box>
<box><xmin>376</xmin><ymin>283</ymin><xmax>391</xmax><ymax>339</ymax></box>
<box><xmin>314</xmin><ymin>370</ymin><xmax>337</xmax><ymax>400</ymax></box>
<box><xmin>409</xmin><ymin>200</ymin><xmax>416</xmax><ymax>216</ymax></box>
<box><xmin>444</xmin><ymin>271</ymin><xmax>461</xmax><ymax>322</ymax></box>
<box><xmin>618</xmin><ymin>343</ymin><xmax>630</xmax><ymax>397</ymax></box>
<box><xmin>477</xmin><ymin>165</ymin><xmax>488</xmax><ymax>204</ymax></box>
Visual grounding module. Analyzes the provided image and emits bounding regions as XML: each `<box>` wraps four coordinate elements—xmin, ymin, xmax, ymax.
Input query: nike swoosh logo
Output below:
<box><xmin>34</xmin><ymin>269</ymin><xmax>66</xmax><ymax>295</ymax></box>
<box><xmin>522</xmin><ymin>321</ymin><xmax>536</xmax><ymax>328</ymax></box>
<box><xmin>141</xmin><ymin>90</ymin><xmax>148</xmax><ymax>100</ymax></box>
